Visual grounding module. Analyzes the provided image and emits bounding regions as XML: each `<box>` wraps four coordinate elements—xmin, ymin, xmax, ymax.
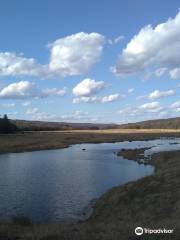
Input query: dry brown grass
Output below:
<box><xmin>0</xmin><ymin>130</ymin><xmax>180</xmax><ymax>154</ymax></box>
<box><xmin>38</xmin><ymin>128</ymin><xmax>180</xmax><ymax>133</ymax></box>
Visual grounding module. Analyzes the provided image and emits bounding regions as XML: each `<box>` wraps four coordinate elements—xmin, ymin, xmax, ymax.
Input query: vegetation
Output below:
<box><xmin>8</xmin><ymin>117</ymin><xmax>180</xmax><ymax>132</ymax></box>
<box><xmin>12</xmin><ymin>119</ymin><xmax>118</xmax><ymax>131</ymax></box>
<box><xmin>117</xmin><ymin>147</ymin><xmax>151</xmax><ymax>163</ymax></box>
<box><xmin>0</xmin><ymin>118</ymin><xmax>180</xmax><ymax>239</ymax></box>
<box><xmin>119</xmin><ymin>117</ymin><xmax>180</xmax><ymax>129</ymax></box>
<box><xmin>0</xmin><ymin>130</ymin><xmax>180</xmax><ymax>154</ymax></box>
<box><xmin>0</xmin><ymin>114</ymin><xmax>18</xmax><ymax>134</ymax></box>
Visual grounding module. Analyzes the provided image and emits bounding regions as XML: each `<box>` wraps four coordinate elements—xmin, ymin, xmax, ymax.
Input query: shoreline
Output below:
<box><xmin>87</xmin><ymin>149</ymin><xmax>180</xmax><ymax>238</ymax></box>
<box><xmin>0</xmin><ymin>132</ymin><xmax>180</xmax><ymax>239</ymax></box>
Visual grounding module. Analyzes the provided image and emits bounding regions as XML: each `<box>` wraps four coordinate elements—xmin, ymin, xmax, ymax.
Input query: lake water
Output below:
<box><xmin>0</xmin><ymin>138</ymin><xmax>180</xmax><ymax>223</ymax></box>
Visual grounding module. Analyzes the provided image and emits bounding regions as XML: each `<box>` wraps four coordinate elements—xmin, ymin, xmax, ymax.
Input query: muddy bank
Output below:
<box><xmin>0</xmin><ymin>148</ymin><xmax>180</xmax><ymax>239</ymax></box>
<box><xmin>117</xmin><ymin>147</ymin><xmax>151</xmax><ymax>164</ymax></box>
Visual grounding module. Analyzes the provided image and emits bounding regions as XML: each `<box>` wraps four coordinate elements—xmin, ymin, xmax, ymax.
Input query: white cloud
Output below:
<box><xmin>1</xmin><ymin>103</ymin><xmax>15</xmax><ymax>108</ymax></box>
<box><xmin>61</xmin><ymin>110</ymin><xmax>89</xmax><ymax>120</ymax></box>
<box><xmin>73</xmin><ymin>96</ymin><xmax>97</xmax><ymax>104</ymax></box>
<box><xmin>174</xmin><ymin>108</ymin><xmax>180</xmax><ymax>112</ymax></box>
<box><xmin>108</xmin><ymin>35</ymin><xmax>125</xmax><ymax>44</ymax></box>
<box><xmin>49</xmin><ymin>32</ymin><xmax>105</xmax><ymax>76</ymax></box>
<box><xmin>119</xmin><ymin>106</ymin><xmax>141</xmax><ymax>116</ymax></box>
<box><xmin>118</xmin><ymin>101</ymin><xmax>166</xmax><ymax>123</ymax></box>
<box><xmin>157</xmin><ymin>111</ymin><xmax>169</xmax><ymax>118</ymax></box>
<box><xmin>101</xmin><ymin>94</ymin><xmax>119</xmax><ymax>103</ymax></box>
<box><xmin>60</xmin><ymin>110</ymin><xmax>99</xmax><ymax>122</ymax></box>
<box><xmin>73</xmin><ymin>78</ymin><xmax>105</xmax><ymax>97</ymax></box>
<box><xmin>25</xmin><ymin>107</ymin><xmax>57</xmax><ymax>121</ymax></box>
<box><xmin>169</xmin><ymin>68</ymin><xmax>180</xmax><ymax>79</ymax></box>
<box><xmin>0</xmin><ymin>32</ymin><xmax>105</xmax><ymax>78</ymax></box>
<box><xmin>171</xmin><ymin>100</ymin><xmax>180</xmax><ymax>109</ymax></box>
<box><xmin>119</xmin><ymin>102</ymin><xmax>162</xmax><ymax>116</ymax></box>
<box><xmin>0</xmin><ymin>52</ymin><xmax>47</xmax><ymax>77</ymax></box>
<box><xmin>22</xmin><ymin>101</ymin><xmax>31</xmax><ymax>107</ymax></box>
<box><xmin>0</xmin><ymin>81</ymin><xmax>66</xmax><ymax>99</ymax></box>
<box><xmin>155</xmin><ymin>68</ymin><xmax>167</xmax><ymax>77</ymax></box>
<box><xmin>128</xmin><ymin>88</ymin><xmax>134</xmax><ymax>93</ymax></box>
<box><xmin>26</xmin><ymin>107</ymin><xmax>39</xmax><ymax>115</ymax></box>
<box><xmin>170</xmin><ymin>100</ymin><xmax>180</xmax><ymax>113</ymax></box>
<box><xmin>42</xmin><ymin>87</ymin><xmax>66</xmax><ymax>97</ymax></box>
<box><xmin>139</xmin><ymin>101</ymin><xmax>162</xmax><ymax>112</ymax></box>
<box><xmin>112</xmin><ymin>11</ymin><xmax>180</xmax><ymax>79</ymax></box>
<box><xmin>148</xmin><ymin>89</ymin><xmax>175</xmax><ymax>100</ymax></box>
<box><xmin>73</xmin><ymin>93</ymin><xmax>122</xmax><ymax>104</ymax></box>
<box><xmin>0</xmin><ymin>81</ymin><xmax>42</xmax><ymax>99</ymax></box>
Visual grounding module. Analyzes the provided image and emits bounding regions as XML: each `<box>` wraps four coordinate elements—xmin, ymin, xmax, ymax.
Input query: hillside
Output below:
<box><xmin>8</xmin><ymin>117</ymin><xmax>180</xmax><ymax>132</ymax></box>
<box><xmin>11</xmin><ymin>119</ymin><xmax>118</xmax><ymax>131</ymax></box>
<box><xmin>118</xmin><ymin>117</ymin><xmax>180</xmax><ymax>129</ymax></box>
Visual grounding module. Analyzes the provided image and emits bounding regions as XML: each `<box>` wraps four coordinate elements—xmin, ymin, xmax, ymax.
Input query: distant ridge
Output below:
<box><xmin>10</xmin><ymin>117</ymin><xmax>180</xmax><ymax>131</ymax></box>
<box><xmin>118</xmin><ymin>117</ymin><xmax>180</xmax><ymax>129</ymax></box>
<box><xmin>11</xmin><ymin>119</ymin><xmax>118</xmax><ymax>131</ymax></box>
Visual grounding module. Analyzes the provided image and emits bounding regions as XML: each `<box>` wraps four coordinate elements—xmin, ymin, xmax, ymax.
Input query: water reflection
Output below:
<box><xmin>0</xmin><ymin>138</ymin><xmax>179</xmax><ymax>223</ymax></box>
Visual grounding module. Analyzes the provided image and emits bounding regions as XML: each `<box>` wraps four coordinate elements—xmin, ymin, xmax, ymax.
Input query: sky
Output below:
<box><xmin>0</xmin><ymin>0</ymin><xmax>180</xmax><ymax>123</ymax></box>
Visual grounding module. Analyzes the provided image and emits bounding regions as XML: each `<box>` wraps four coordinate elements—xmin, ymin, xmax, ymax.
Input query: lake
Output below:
<box><xmin>0</xmin><ymin>138</ymin><xmax>180</xmax><ymax>223</ymax></box>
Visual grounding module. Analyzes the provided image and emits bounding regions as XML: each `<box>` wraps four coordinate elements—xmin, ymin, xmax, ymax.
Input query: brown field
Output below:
<box><xmin>0</xmin><ymin>129</ymin><xmax>180</xmax><ymax>154</ymax></box>
<box><xmin>66</xmin><ymin>128</ymin><xmax>180</xmax><ymax>133</ymax></box>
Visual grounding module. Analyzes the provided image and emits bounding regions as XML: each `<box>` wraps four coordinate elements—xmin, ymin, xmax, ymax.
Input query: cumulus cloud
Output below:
<box><xmin>0</xmin><ymin>81</ymin><xmax>66</xmax><ymax>99</ymax></box>
<box><xmin>139</xmin><ymin>101</ymin><xmax>162</xmax><ymax>112</ymax></box>
<box><xmin>73</xmin><ymin>78</ymin><xmax>105</xmax><ymax>97</ymax></box>
<box><xmin>0</xmin><ymin>81</ymin><xmax>42</xmax><ymax>99</ymax></box>
<box><xmin>101</xmin><ymin>94</ymin><xmax>120</xmax><ymax>103</ymax></box>
<box><xmin>112</xmin><ymin>11</ymin><xmax>180</xmax><ymax>79</ymax></box>
<box><xmin>49</xmin><ymin>32</ymin><xmax>105</xmax><ymax>76</ymax></box>
<box><xmin>118</xmin><ymin>101</ymin><xmax>165</xmax><ymax>123</ymax></box>
<box><xmin>0</xmin><ymin>32</ymin><xmax>105</xmax><ymax>78</ymax></box>
<box><xmin>171</xmin><ymin>100</ymin><xmax>180</xmax><ymax>109</ymax></box>
<box><xmin>0</xmin><ymin>52</ymin><xmax>47</xmax><ymax>77</ymax></box>
<box><xmin>148</xmin><ymin>89</ymin><xmax>175</xmax><ymax>100</ymax></box>
<box><xmin>119</xmin><ymin>102</ymin><xmax>162</xmax><ymax>115</ymax></box>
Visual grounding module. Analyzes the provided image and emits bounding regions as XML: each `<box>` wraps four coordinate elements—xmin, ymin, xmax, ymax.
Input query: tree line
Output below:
<box><xmin>0</xmin><ymin>114</ymin><xmax>18</xmax><ymax>134</ymax></box>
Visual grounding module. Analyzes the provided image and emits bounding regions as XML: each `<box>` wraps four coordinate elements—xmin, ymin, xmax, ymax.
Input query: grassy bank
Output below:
<box><xmin>0</xmin><ymin>146</ymin><xmax>180</xmax><ymax>239</ymax></box>
<box><xmin>1</xmin><ymin>129</ymin><xmax>180</xmax><ymax>154</ymax></box>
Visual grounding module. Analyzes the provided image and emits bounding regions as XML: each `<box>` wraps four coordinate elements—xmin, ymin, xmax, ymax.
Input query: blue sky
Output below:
<box><xmin>0</xmin><ymin>0</ymin><xmax>180</xmax><ymax>123</ymax></box>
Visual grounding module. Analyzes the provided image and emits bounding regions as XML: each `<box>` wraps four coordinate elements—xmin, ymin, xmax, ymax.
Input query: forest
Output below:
<box><xmin>0</xmin><ymin>115</ymin><xmax>18</xmax><ymax>134</ymax></box>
